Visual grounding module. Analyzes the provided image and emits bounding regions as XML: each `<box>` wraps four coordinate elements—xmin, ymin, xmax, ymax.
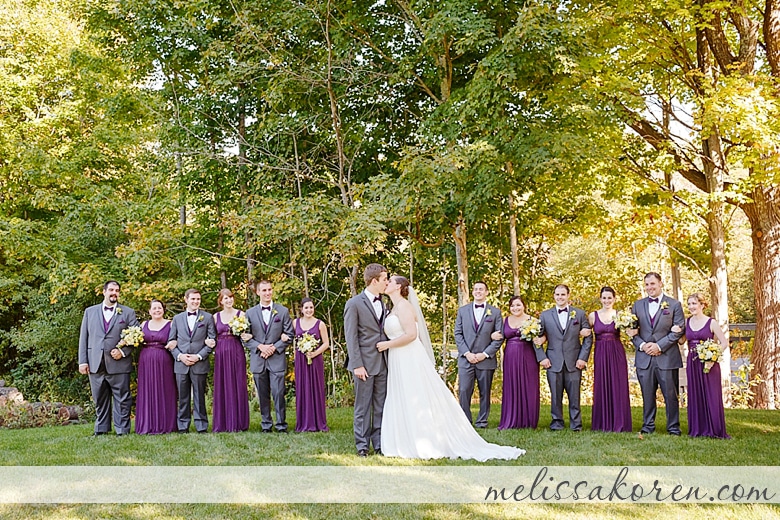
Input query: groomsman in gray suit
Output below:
<box><xmin>627</xmin><ymin>272</ymin><xmax>685</xmax><ymax>435</ymax></box>
<box><xmin>78</xmin><ymin>280</ymin><xmax>139</xmax><ymax>435</ymax></box>
<box><xmin>166</xmin><ymin>288</ymin><xmax>216</xmax><ymax>433</ymax></box>
<box><xmin>344</xmin><ymin>263</ymin><xmax>389</xmax><ymax>456</ymax></box>
<box><xmin>243</xmin><ymin>280</ymin><xmax>293</xmax><ymax>432</ymax></box>
<box><xmin>454</xmin><ymin>281</ymin><xmax>503</xmax><ymax>428</ymax></box>
<box><xmin>533</xmin><ymin>284</ymin><xmax>592</xmax><ymax>431</ymax></box>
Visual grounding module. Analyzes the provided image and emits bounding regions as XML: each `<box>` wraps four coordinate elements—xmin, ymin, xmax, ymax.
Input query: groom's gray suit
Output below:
<box><xmin>454</xmin><ymin>302</ymin><xmax>503</xmax><ymax>427</ymax></box>
<box><xmin>169</xmin><ymin>309</ymin><xmax>216</xmax><ymax>432</ymax></box>
<box><xmin>535</xmin><ymin>306</ymin><xmax>592</xmax><ymax>430</ymax></box>
<box><xmin>630</xmin><ymin>294</ymin><xmax>684</xmax><ymax>434</ymax></box>
<box><xmin>244</xmin><ymin>302</ymin><xmax>293</xmax><ymax>431</ymax></box>
<box><xmin>344</xmin><ymin>291</ymin><xmax>388</xmax><ymax>453</ymax></box>
<box><xmin>78</xmin><ymin>303</ymin><xmax>139</xmax><ymax>434</ymax></box>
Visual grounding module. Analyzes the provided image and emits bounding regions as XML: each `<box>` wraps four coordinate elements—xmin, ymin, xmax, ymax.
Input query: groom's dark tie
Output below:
<box><xmin>649</xmin><ymin>297</ymin><xmax>658</xmax><ymax>303</ymax></box>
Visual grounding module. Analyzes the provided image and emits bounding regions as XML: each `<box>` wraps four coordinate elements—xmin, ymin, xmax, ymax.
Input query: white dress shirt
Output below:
<box><xmin>557</xmin><ymin>306</ymin><xmax>569</xmax><ymax>330</ymax></box>
<box><xmin>473</xmin><ymin>302</ymin><xmax>486</xmax><ymax>326</ymax></box>
<box><xmin>364</xmin><ymin>289</ymin><xmax>382</xmax><ymax>320</ymax></box>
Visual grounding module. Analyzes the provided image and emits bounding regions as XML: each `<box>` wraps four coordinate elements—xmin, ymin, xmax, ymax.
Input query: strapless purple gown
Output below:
<box><xmin>135</xmin><ymin>321</ymin><xmax>177</xmax><ymax>434</ymax></box>
<box><xmin>686</xmin><ymin>318</ymin><xmax>729</xmax><ymax>439</ymax></box>
<box><xmin>591</xmin><ymin>312</ymin><xmax>632</xmax><ymax>432</ymax></box>
<box><xmin>498</xmin><ymin>317</ymin><xmax>540</xmax><ymax>430</ymax></box>
<box><xmin>294</xmin><ymin>319</ymin><xmax>329</xmax><ymax>432</ymax></box>
<box><xmin>212</xmin><ymin>311</ymin><xmax>250</xmax><ymax>433</ymax></box>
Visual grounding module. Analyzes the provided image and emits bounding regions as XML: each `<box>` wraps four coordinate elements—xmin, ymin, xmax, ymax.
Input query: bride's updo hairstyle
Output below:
<box><xmin>394</xmin><ymin>276</ymin><xmax>410</xmax><ymax>298</ymax></box>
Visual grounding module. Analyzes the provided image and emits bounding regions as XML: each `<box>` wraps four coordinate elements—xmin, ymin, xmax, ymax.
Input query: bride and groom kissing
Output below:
<box><xmin>343</xmin><ymin>263</ymin><xmax>524</xmax><ymax>461</ymax></box>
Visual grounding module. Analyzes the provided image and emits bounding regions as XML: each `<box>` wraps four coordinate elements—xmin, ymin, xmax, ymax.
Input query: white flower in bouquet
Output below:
<box><xmin>228</xmin><ymin>314</ymin><xmax>250</xmax><ymax>336</ymax></box>
<box><xmin>120</xmin><ymin>326</ymin><xmax>144</xmax><ymax>347</ymax></box>
<box><xmin>296</xmin><ymin>332</ymin><xmax>319</xmax><ymax>365</ymax></box>
<box><xmin>613</xmin><ymin>309</ymin><xmax>638</xmax><ymax>331</ymax></box>
<box><xmin>696</xmin><ymin>339</ymin><xmax>722</xmax><ymax>373</ymax></box>
<box><xmin>520</xmin><ymin>317</ymin><xmax>542</xmax><ymax>341</ymax></box>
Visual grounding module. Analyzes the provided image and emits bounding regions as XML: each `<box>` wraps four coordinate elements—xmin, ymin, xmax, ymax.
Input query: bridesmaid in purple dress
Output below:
<box><xmin>294</xmin><ymin>297</ymin><xmax>330</xmax><ymax>432</ymax></box>
<box><xmin>588</xmin><ymin>287</ymin><xmax>632</xmax><ymax>432</ymax></box>
<box><xmin>683</xmin><ymin>292</ymin><xmax>730</xmax><ymax>439</ymax></box>
<box><xmin>135</xmin><ymin>300</ymin><xmax>177</xmax><ymax>434</ymax></box>
<box><xmin>497</xmin><ymin>296</ymin><xmax>540</xmax><ymax>430</ymax></box>
<box><xmin>212</xmin><ymin>288</ymin><xmax>250</xmax><ymax>433</ymax></box>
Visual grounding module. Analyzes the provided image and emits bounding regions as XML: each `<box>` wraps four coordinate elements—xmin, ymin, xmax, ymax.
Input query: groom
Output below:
<box><xmin>454</xmin><ymin>281</ymin><xmax>503</xmax><ymax>428</ymax></box>
<box><xmin>78</xmin><ymin>280</ymin><xmax>139</xmax><ymax>436</ymax></box>
<box><xmin>344</xmin><ymin>263</ymin><xmax>389</xmax><ymax>457</ymax></box>
<box><xmin>628</xmin><ymin>272</ymin><xmax>685</xmax><ymax>435</ymax></box>
<box><xmin>534</xmin><ymin>284</ymin><xmax>592</xmax><ymax>431</ymax></box>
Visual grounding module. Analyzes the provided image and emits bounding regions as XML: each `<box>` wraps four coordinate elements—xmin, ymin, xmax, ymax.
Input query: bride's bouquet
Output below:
<box><xmin>696</xmin><ymin>339</ymin><xmax>722</xmax><ymax>373</ymax></box>
<box><xmin>613</xmin><ymin>309</ymin><xmax>638</xmax><ymax>331</ymax></box>
<box><xmin>296</xmin><ymin>333</ymin><xmax>319</xmax><ymax>365</ymax></box>
<box><xmin>519</xmin><ymin>317</ymin><xmax>542</xmax><ymax>341</ymax></box>
<box><xmin>228</xmin><ymin>314</ymin><xmax>250</xmax><ymax>336</ymax></box>
<box><xmin>120</xmin><ymin>326</ymin><xmax>144</xmax><ymax>348</ymax></box>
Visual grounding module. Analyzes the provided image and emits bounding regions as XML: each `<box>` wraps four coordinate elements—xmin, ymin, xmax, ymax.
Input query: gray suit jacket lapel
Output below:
<box><xmin>551</xmin><ymin>308</ymin><xmax>565</xmax><ymax>335</ymax></box>
<box><xmin>361</xmin><ymin>293</ymin><xmax>382</xmax><ymax>325</ymax></box>
<box><xmin>104</xmin><ymin>307</ymin><xmax>119</xmax><ymax>336</ymax></box>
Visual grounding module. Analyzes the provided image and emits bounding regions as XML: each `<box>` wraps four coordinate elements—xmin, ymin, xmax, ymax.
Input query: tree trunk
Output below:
<box><xmin>507</xmin><ymin>162</ymin><xmax>520</xmax><ymax>296</ymax></box>
<box><xmin>743</xmin><ymin>186</ymin><xmax>780</xmax><ymax>409</ymax></box>
<box><xmin>454</xmin><ymin>214</ymin><xmax>469</xmax><ymax>306</ymax></box>
<box><xmin>701</xmin><ymin>127</ymin><xmax>731</xmax><ymax>401</ymax></box>
<box><xmin>349</xmin><ymin>265</ymin><xmax>358</xmax><ymax>297</ymax></box>
<box><xmin>509</xmin><ymin>199</ymin><xmax>520</xmax><ymax>296</ymax></box>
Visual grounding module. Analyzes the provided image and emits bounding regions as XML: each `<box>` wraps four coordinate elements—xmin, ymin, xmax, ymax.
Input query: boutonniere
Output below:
<box><xmin>569</xmin><ymin>310</ymin><xmax>576</xmax><ymax>320</ymax></box>
<box><xmin>272</xmin><ymin>308</ymin><xmax>278</xmax><ymax>316</ymax></box>
<box><xmin>660</xmin><ymin>301</ymin><xmax>668</xmax><ymax>310</ymax></box>
<box><xmin>116</xmin><ymin>307</ymin><xmax>123</xmax><ymax>315</ymax></box>
<box><xmin>197</xmin><ymin>315</ymin><xmax>204</xmax><ymax>322</ymax></box>
<box><xmin>485</xmin><ymin>309</ymin><xmax>492</xmax><ymax>316</ymax></box>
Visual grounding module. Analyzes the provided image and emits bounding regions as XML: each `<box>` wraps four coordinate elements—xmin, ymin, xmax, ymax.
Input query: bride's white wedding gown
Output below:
<box><xmin>381</xmin><ymin>314</ymin><xmax>525</xmax><ymax>460</ymax></box>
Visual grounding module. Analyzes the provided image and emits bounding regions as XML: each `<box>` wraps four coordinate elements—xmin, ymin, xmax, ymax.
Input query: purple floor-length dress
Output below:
<box><xmin>294</xmin><ymin>318</ymin><xmax>329</xmax><ymax>432</ymax></box>
<box><xmin>212</xmin><ymin>312</ymin><xmax>250</xmax><ymax>433</ymax></box>
<box><xmin>591</xmin><ymin>312</ymin><xmax>632</xmax><ymax>432</ymax></box>
<box><xmin>498</xmin><ymin>317</ymin><xmax>540</xmax><ymax>430</ymax></box>
<box><xmin>135</xmin><ymin>321</ymin><xmax>177</xmax><ymax>434</ymax></box>
<box><xmin>686</xmin><ymin>318</ymin><xmax>729</xmax><ymax>439</ymax></box>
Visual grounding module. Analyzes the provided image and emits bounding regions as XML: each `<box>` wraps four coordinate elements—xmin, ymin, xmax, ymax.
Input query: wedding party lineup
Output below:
<box><xmin>78</xmin><ymin>265</ymin><xmax>732</xmax><ymax>460</ymax></box>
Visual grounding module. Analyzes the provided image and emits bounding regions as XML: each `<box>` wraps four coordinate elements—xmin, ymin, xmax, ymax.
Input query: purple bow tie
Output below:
<box><xmin>104</xmin><ymin>306</ymin><xmax>114</xmax><ymax>312</ymax></box>
<box><xmin>188</xmin><ymin>311</ymin><xmax>197</xmax><ymax>316</ymax></box>
<box><xmin>474</xmin><ymin>304</ymin><xmax>485</xmax><ymax>308</ymax></box>
<box><xmin>558</xmin><ymin>308</ymin><xmax>568</xmax><ymax>314</ymax></box>
<box><xmin>373</xmin><ymin>296</ymin><xmax>381</xmax><ymax>303</ymax></box>
<box><xmin>649</xmin><ymin>298</ymin><xmax>659</xmax><ymax>304</ymax></box>
<box><xmin>262</xmin><ymin>306</ymin><xmax>271</xmax><ymax>311</ymax></box>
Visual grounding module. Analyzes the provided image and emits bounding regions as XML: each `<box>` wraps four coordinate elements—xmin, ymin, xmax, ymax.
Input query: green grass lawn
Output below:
<box><xmin>1</xmin><ymin>404</ymin><xmax>779</xmax><ymax>519</ymax></box>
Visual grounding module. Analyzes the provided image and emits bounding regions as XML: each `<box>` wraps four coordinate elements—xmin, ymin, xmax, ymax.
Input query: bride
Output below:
<box><xmin>377</xmin><ymin>275</ymin><xmax>525</xmax><ymax>461</ymax></box>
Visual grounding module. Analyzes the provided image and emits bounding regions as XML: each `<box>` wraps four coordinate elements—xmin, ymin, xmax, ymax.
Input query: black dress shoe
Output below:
<box><xmin>374</xmin><ymin>449</ymin><xmax>383</xmax><ymax>456</ymax></box>
<box><xmin>277</xmin><ymin>429</ymin><xmax>288</xmax><ymax>434</ymax></box>
<box><xmin>669</xmin><ymin>431</ymin><xmax>681</xmax><ymax>436</ymax></box>
<box><xmin>357</xmin><ymin>449</ymin><xmax>368</xmax><ymax>457</ymax></box>
<box><xmin>177</xmin><ymin>429</ymin><xmax>189</xmax><ymax>434</ymax></box>
<box><xmin>262</xmin><ymin>428</ymin><xmax>272</xmax><ymax>433</ymax></box>
<box><xmin>197</xmin><ymin>430</ymin><xmax>208</xmax><ymax>434</ymax></box>
<box><xmin>92</xmin><ymin>432</ymin><xmax>107</xmax><ymax>437</ymax></box>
